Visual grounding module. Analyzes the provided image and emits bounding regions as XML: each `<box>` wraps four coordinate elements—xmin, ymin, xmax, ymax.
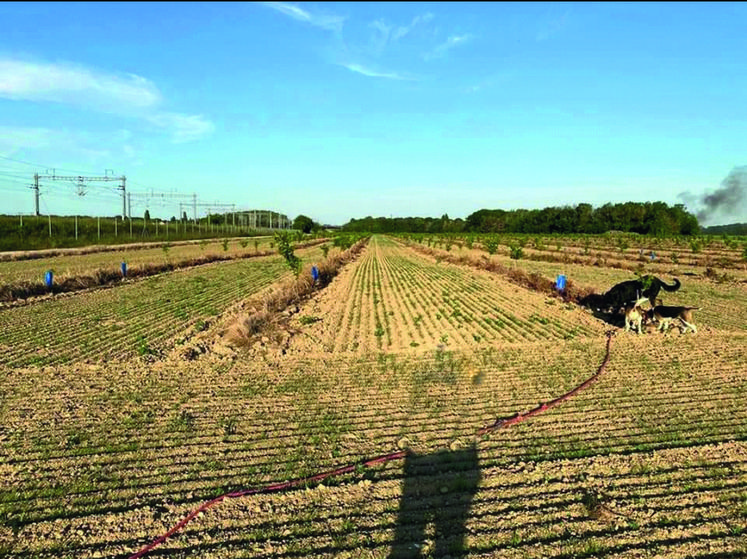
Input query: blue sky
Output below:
<box><xmin>1</xmin><ymin>2</ymin><xmax>746</xmax><ymax>225</ymax></box>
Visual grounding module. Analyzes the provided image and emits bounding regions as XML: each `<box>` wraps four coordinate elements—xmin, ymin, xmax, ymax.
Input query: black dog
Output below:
<box><xmin>583</xmin><ymin>275</ymin><xmax>681</xmax><ymax>314</ymax></box>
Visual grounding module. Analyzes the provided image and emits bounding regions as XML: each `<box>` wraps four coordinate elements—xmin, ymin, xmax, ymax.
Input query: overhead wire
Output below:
<box><xmin>0</xmin><ymin>153</ymin><xmax>107</xmax><ymax>176</ymax></box>
<box><xmin>3</xmin><ymin>154</ymin><xmax>261</xmax><ymax>219</ymax></box>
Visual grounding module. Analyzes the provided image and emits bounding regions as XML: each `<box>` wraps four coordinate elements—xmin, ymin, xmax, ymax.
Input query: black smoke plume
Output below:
<box><xmin>693</xmin><ymin>166</ymin><xmax>747</xmax><ymax>223</ymax></box>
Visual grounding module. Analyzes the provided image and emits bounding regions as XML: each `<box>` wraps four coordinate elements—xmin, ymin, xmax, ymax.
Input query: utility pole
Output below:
<box><xmin>120</xmin><ymin>176</ymin><xmax>127</xmax><ymax>220</ymax></box>
<box><xmin>193</xmin><ymin>193</ymin><xmax>197</xmax><ymax>222</ymax></box>
<box><xmin>33</xmin><ymin>173</ymin><xmax>40</xmax><ymax>216</ymax></box>
<box><xmin>33</xmin><ymin>171</ymin><xmax>126</xmax><ymax>218</ymax></box>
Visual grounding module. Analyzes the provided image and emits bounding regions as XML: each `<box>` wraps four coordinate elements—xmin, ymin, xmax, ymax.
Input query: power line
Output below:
<box><xmin>3</xmin><ymin>156</ymin><xmax>289</xmax><ymax>228</ymax></box>
<box><xmin>0</xmin><ymin>153</ymin><xmax>105</xmax><ymax>176</ymax></box>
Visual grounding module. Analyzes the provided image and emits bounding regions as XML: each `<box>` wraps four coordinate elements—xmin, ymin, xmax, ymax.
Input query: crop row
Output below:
<box><xmin>0</xmin><ymin>332</ymin><xmax>745</xmax><ymax>557</ymax></box>
<box><xmin>0</xmin><ymin>245</ymin><xmax>326</xmax><ymax>367</ymax></box>
<box><xmin>405</xmin><ymin>234</ymin><xmax>747</xmax><ymax>281</ymax></box>
<box><xmin>0</xmin><ymin>236</ymin><xmax>281</xmax><ymax>285</ymax></box>
<box><xmin>285</xmin><ymin>236</ymin><xmax>606</xmax><ymax>356</ymax></box>
<box><xmin>401</xmin><ymin>236</ymin><xmax>747</xmax><ymax>334</ymax></box>
<box><xmin>409</xmin><ymin>232</ymin><xmax>747</xmax><ymax>261</ymax></box>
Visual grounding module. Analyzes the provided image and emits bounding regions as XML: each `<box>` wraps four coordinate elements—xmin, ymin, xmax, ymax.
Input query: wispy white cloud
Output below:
<box><xmin>0</xmin><ymin>125</ymin><xmax>59</xmax><ymax>151</ymax></box>
<box><xmin>0</xmin><ymin>57</ymin><xmax>213</xmax><ymax>143</ymax></box>
<box><xmin>0</xmin><ymin>58</ymin><xmax>161</xmax><ymax>111</ymax></box>
<box><xmin>258</xmin><ymin>5</ymin><xmax>466</xmax><ymax>82</ymax></box>
<box><xmin>367</xmin><ymin>12</ymin><xmax>434</xmax><ymax>56</ymax></box>
<box><xmin>146</xmin><ymin>113</ymin><xmax>215</xmax><ymax>144</ymax></box>
<box><xmin>338</xmin><ymin>62</ymin><xmax>415</xmax><ymax>81</ymax></box>
<box><xmin>261</xmin><ymin>2</ymin><xmax>345</xmax><ymax>32</ymax></box>
<box><xmin>424</xmin><ymin>33</ymin><xmax>474</xmax><ymax>61</ymax></box>
<box><xmin>392</xmin><ymin>12</ymin><xmax>434</xmax><ymax>41</ymax></box>
<box><xmin>368</xmin><ymin>19</ymin><xmax>393</xmax><ymax>55</ymax></box>
<box><xmin>335</xmin><ymin>12</ymin><xmax>438</xmax><ymax>81</ymax></box>
<box><xmin>0</xmin><ymin>125</ymin><xmax>114</xmax><ymax>162</ymax></box>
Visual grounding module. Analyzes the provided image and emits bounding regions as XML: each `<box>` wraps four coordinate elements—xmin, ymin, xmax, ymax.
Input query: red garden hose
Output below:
<box><xmin>129</xmin><ymin>331</ymin><xmax>615</xmax><ymax>558</ymax></box>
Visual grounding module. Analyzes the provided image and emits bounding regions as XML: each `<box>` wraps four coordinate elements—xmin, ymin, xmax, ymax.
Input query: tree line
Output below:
<box><xmin>342</xmin><ymin>202</ymin><xmax>700</xmax><ymax>236</ymax></box>
<box><xmin>701</xmin><ymin>222</ymin><xmax>747</xmax><ymax>236</ymax></box>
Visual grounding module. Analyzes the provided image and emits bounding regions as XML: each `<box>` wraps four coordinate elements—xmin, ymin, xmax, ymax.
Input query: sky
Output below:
<box><xmin>0</xmin><ymin>2</ymin><xmax>746</xmax><ymax>226</ymax></box>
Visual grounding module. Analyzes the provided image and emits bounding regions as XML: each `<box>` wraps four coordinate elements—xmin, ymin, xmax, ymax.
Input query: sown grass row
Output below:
<box><xmin>400</xmin><ymin>236</ymin><xmax>747</xmax><ymax>333</ymax></box>
<box><xmin>408</xmin><ymin>233</ymin><xmax>747</xmax><ymax>278</ymax></box>
<box><xmin>0</xmin><ymin>237</ymin><xmax>278</xmax><ymax>285</ymax></box>
<box><xmin>1</xmin><ymin>335</ymin><xmax>745</xmax><ymax>553</ymax></box>
<box><xmin>0</xmin><ymin>246</ymin><xmax>325</xmax><ymax>367</ymax></box>
<box><xmin>304</xmin><ymin>236</ymin><xmax>603</xmax><ymax>354</ymax></box>
<box><xmin>123</xmin><ymin>454</ymin><xmax>745</xmax><ymax>559</ymax></box>
<box><xmin>12</xmin><ymin>453</ymin><xmax>745</xmax><ymax>559</ymax></box>
<box><xmin>380</xmin><ymin>240</ymin><xmax>601</xmax><ymax>344</ymax></box>
<box><xmin>493</xmin><ymin>253</ymin><xmax>747</xmax><ymax>332</ymax></box>
<box><xmin>412</xmin><ymin>232</ymin><xmax>747</xmax><ymax>261</ymax></box>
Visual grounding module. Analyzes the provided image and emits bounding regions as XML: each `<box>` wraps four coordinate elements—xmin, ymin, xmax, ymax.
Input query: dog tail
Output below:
<box><xmin>660</xmin><ymin>278</ymin><xmax>681</xmax><ymax>292</ymax></box>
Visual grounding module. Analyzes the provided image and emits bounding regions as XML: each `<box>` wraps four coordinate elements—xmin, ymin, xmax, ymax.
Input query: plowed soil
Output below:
<box><xmin>283</xmin><ymin>237</ymin><xmax>606</xmax><ymax>357</ymax></box>
<box><xmin>1</xmin><ymin>235</ymin><xmax>745</xmax><ymax>559</ymax></box>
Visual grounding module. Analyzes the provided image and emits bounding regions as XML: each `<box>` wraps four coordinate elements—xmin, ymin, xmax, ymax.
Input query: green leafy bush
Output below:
<box><xmin>689</xmin><ymin>238</ymin><xmax>702</xmax><ymax>253</ymax></box>
<box><xmin>484</xmin><ymin>238</ymin><xmax>499</xmax><ymax>255</ymax></box>
<box><xmin>274</xmin><ymin>231</ymin><xmax>302</xmax><ymax>276</ymax></box>
<box><xmin>509</xmin><ymin>244</ymin><xmax>523</xmax><ymax>260</ymax></box>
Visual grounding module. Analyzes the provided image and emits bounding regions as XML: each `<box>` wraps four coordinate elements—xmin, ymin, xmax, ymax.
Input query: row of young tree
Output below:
<box><xmin>342</xmin><ymin>202</ymin><xmax>700</xmax><ymax>236</ymax></box>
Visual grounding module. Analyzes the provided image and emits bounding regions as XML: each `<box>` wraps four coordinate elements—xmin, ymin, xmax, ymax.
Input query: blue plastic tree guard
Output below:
<box><xmin>555</xmin><ymin>274</ymin><xmax>567</xmax><ymax>290</ymax></box>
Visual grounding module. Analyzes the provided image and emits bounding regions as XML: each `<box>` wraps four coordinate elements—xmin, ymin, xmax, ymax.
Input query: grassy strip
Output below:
<box><xmin>0</xmin><ymin>235</ymin><xmax>271</xmax><ymax>262</ymax></box>
<box><xmin>225</xmin><ymin>237</ymin><xmax>370</xmax><ymax>345</ymax></box>
<box><xmin>463</xmin><ymin>239</ymin><xmax>746</xmax><ymax>279</ymax></box>
<box><xmin>0</xmin><ymin>239</ymin><xmax>329</xmax><ymax>303</ymax></box>
<box><xmin>402</xmin><ymin>239</ymin><xmax>596</xmax><ymax>305</ymax></box>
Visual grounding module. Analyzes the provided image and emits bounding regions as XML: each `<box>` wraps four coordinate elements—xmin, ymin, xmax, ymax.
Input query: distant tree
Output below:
<box><xmin>575</xmin><ymin>203</ymin><xmax>594</xmax><ymax>233</ymax></box>
<box><xmin>293</xmin><ymin>214</ymin><xmax>316</xmax><ymax>234</ymax></box>
<box><xmin>182</xmin><ymin>211</ymin><xmax>188</xmax><ymax>222</ymax></box>
<box><xmin>340</xmin><ymin>201</ymin><xmax>700</xmax><ymax>235</ymax></box>
<box><xmin>144</xmin><ymin>209</ymin><xmax>151</xmax><ymax>221</ymax></box>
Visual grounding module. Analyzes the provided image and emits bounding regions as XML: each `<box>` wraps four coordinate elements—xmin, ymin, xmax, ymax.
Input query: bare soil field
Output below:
<box><xmin>0</xmin><ymin>235</ymin><xmax>745</xmax><ymax>559</ymax></box>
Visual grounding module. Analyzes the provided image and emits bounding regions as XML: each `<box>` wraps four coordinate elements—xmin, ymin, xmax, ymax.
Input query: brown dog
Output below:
<box><xmin>623</xmin><ymin>297</ymin><xmax>650</xmax><ymax>334</ymax></box>
<box><xmin>647</xmin><ymin>305</ymin><xmax>701</xmax><ymax>334</ymax></box>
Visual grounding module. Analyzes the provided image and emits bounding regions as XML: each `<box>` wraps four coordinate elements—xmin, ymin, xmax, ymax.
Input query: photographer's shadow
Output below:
<box><xmin>389</xmin><ymin>445</ymin><xmax>480</xmax><ymax>558</ymax></box>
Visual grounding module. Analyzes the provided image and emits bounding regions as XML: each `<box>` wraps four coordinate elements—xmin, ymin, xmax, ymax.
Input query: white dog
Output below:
<box><xmin>623</xmin><ymin>297</ymin><xmax>650</xmax><ymax>334</ymax></box>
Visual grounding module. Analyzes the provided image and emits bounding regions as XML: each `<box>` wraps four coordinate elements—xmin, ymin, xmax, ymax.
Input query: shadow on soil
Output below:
<box><xmin>388</xmin><ymin>445</ymin><xmax>480</xmax><ymax>558</ymax></box>
<box><xmin>577</xmin><ymin>294</ymin><xmax>628</xmax><ymax>328</ymax></box>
